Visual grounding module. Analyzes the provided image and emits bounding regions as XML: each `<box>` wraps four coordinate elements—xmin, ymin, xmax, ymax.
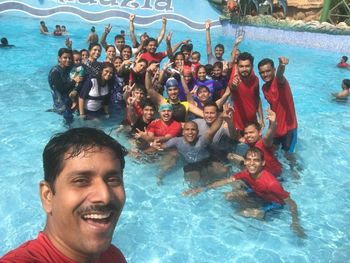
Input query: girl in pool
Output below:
<box><xmin>79</xmin><ymin>62</ymin><xmax>115</xmax><ymax>119</ymax></box>
<box><xmin>83</xmin><ymin>43</ymin><xmax>102</xmax><ymax>78</ymax></box>
<box><xmin>105</xmin><ymin>45</ymin><xmax>116</xmax><ymax>63</ymax></box>
<box><xmin>192</xmin><ymin>65</ymin><xmax>221</xmax><ymax>99</ymax></box>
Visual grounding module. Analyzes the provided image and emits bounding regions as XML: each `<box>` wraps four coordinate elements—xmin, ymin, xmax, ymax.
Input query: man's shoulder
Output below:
<box><xmin>98</xmin><ymin>245</ymin><xmax>126</xmax><ymax>263</ymax></box>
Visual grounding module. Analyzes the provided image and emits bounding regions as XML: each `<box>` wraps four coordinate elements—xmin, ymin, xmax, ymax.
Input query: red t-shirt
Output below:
<box><xmin>262</xmin><ymin>77</ymin><xmax>297</xmax><ymax>137</ymax></box>
<box><xmin>229</xmin><ymin>71</ymin><xmax>260</xmax><ymax>131</ymax></box>
<box><xmin>140</xmin><ymin>51</ymin><xmax>167</xmax><ymax>64</ymax></box>
<box><xmin>233</xmin><ymin>170</ymin><xmax>289</xmax><ymax>204</ymax></box>
<box><xmin>337</xmin><ymin>62</ymin><xmax>349</xmax><ymax>68</ymax></box>
<box><xmin>0</xmin><ymin>232</ymin><xmax>126</xmax><ymax>263</ymax></box>
<box><xmin>254</xmin><ymin>139</ymin><xmax>282</xmax><ymax>177</ymax></box>
<box><xmin>147</xmin><ymin>119</ymin><xmax>182</xmax><ymax>137</ymax></box>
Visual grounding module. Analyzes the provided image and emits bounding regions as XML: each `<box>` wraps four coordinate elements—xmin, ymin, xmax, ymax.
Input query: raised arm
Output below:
<box><xmin>262</xmin><ymin>109</ymin><xmax>277</xmax><ymax>147</ymax></box>
<box><xmin>179</xmin><ymin>66</ymin><xmax>195</xmax><ymax>105</ymax></box>
<box><xmin>205</xmin><ymin>20</ymin><xmax>212</xmax><ymax>58</ymax></box>
<box><xmin>100</xmin><ymin>24</ymin><xmax>112</xmax><ymax>50</ymax></box>
<box><xmin>276</xmin><ymin>57</ymin><xmax>288</xmax><ymax>84</ymax></box>
<box><xmin>156</xmin><ymin>16</ymin><xmax>167</xmax><ymax>46</ymax></box>
<box><xmin>129</xmin><ymin>14</ymin><xmax>139</xmax><ymax>48</ymax></box>
<box><xmin>257</xmin><ymin>98</ymin><xmax>265</xmax><ymax>130</ymax></box>
<box><xmin>165</xmin><ymin>32</ymin><xmax>174</xmax><ymax>60</ymax></box>
<box><xmin>215</xmin><ymin>85</ymin><xmax>231</xmax><ymax>109</ymax></box>
<box><xmin>145</xmin><ymin>66</ymin><xmax>164</xmax><ymax>105</ymax></box>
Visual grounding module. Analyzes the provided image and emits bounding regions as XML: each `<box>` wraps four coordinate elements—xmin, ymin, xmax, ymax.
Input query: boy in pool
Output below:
<box><xmin>336</xmin><ymin>55</ymin><xmax>349</xmax><ymax>68</ymax></box>
<box><xmin>332</xmin><ymin>79</ymin><xmax>350</xmax><ymax>100</ymax></box>
<box><xmin>183</xmin><ymin>147</ymin><xmax>306</xmax><ymax>238</ymax></box>
<box><xmin>69</xmin><ymin>50</ymin><xmax>86</xmax><ymax>109</ymax></box>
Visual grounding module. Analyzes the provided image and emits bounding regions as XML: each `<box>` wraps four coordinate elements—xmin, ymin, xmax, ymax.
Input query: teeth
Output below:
<box><xmin>83</xmin><ymin>212</ymin><xmax>111</xmax><ymax>220</ymax></box>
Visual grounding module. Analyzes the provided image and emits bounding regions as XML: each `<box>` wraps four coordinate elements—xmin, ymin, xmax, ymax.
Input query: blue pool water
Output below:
<box><xmin>1</xmin><ymin>14</ymin><xmax>350</xmax><ymax>262</ymax></box>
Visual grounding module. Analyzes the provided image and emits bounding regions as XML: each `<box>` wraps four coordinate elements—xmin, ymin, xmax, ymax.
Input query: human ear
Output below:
<box><xmin>40</xmin><ymin>181</ymin><xmax>54</xmax><ymax>214</ymax></box>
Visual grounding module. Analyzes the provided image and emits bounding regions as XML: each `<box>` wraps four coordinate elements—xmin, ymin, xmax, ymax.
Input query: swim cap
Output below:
<box><xmin>159</xmin><ymin>103</ymin><xmax>173</xmax><ymax>112</ymax></box>
<box><xmin>165</xmin><ymin>77</ymin><xmax>179</xmax><ymax>89</ymax></box>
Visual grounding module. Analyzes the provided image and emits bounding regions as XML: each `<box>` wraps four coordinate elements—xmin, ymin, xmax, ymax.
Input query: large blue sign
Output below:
<box><xmin>0</xmin><ymin>0</ymin><xmax>221</xmax><ymax>30</ymax></box>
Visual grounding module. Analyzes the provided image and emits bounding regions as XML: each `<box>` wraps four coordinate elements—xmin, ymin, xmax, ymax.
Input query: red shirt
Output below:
<box><xmin>229</xmin><ymin>71</ymin><xmax>260</xmax><ymax>131</ymax></box>
<box><xmin>140</xmin><ymin>51</ymin><xmax>167</xmax><ymax>64</ymax></box>
<box><xmin>262</xmin><ymin>77</ymin><xmax>297</xmax><ymax>137</ymax></box>
<box><xmin>147</xmin><ymin>119</ymin><xmax>182</xmax><ymax>137</ymax></box>
<box><xmin>0</xmin><ymin>232</ymin><xmax>126</xmax><ymax>263</ymax></box>
<box><xmin>337</xmin><ymin>62</ymin><xmax>349</xmax><ymax>68</ymax></box>
<box><xmin>254</xmin><ymin>139</ymin><xmax>282</xmax><ymax>177</ymax></box>
<box><xmin>233</xmin><ymin>169</ymin><xmax>289</xmax><ymax>204</ymax></box>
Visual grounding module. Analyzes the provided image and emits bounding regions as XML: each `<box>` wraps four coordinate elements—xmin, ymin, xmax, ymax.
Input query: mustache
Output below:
<box><xmin>77</xmin><ymin>203</ymin><xmax>118</xmax><ymax>215</ymax></box>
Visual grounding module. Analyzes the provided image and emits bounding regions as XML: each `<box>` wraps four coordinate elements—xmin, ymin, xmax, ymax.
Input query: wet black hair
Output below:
<box><xmin>244</xmin><ymin>147</ymin><xmax>264</xmax><ymax>160</ymax></box>
<box><xmin>204</xmin><ymin>64</ymin><xmax>213</xmax><ymax>76</ymax></box>
<box><xmin>180</xmin><ymin>43</ymin><xmax>193</xmax><ymax>53</ymax></box>
<box><xmin>258</xmin><ymin>58</ymin><xmax>274</xmax><ymax>69</ymax></box>
<box><xmin>141</xmin><ymin>99</ymin><xmax>156</xmax><ymax>110</ymax></box>
<box><xmin>1</xmin><ymin>37</ymin><xmax>8</xmax><ymax>45</ymax></box>
<box><xmin>114</xmin><ymin>34</ymin><xmax>125</xmax><ymax>41</ymax></box>
<box><xmin>192</xmin><ymin>51</ymin><xmax>201</xmax><ymax>60</ymax></box>
<box><xmin>342</xmin><ymin>56</ymin><xmax>348</xmax><ymax>62</ymax></box>
<box><xmin>143</xmin><ymin>37</ymin><xmax>158</xmax><ymax>47</ymax></box>
<box><xmin>237</xmin><ymin>52</ymin><xmax>254</xmax><ymax>65</ymax></box>
<box><xmin>213</xmin><ymin>61</ymin><xmax>223</xmax><ymax>69</ymax></box>
<box><xmin>203</xmin><ymin>101</ymin><xmax>219</xmax><ymax>112</ymax></box>
<box><xmin>96</xmin><ymin>62</ymin><xmax>115</xmax><ymax>90</ymax></box>
<box><xmin>244</xmin><ymin>121</ymin><xmax>262</xmax><ymax>131</ymax></box>
<box><xmin>343</xmin><ymin>79</ymin><xmax>350</xmax><ymax>89</ymax></box>
<box><xmin>43</xmin><ymin>127</ymin><xmax>127</xmax><ymax>193</ymax></box>
<box><xmin>58</xmin><ymin>48</ymin><xmax>72</xmax><ymax>57</ymax></box>
<box><xmin>215</xmin><ymin>43</ymin><xmax>225</xmax><ymax>52</ymax></box>
<box><xmin>88</xmin><ymin>42</ymin><xmax>101</xmax><ymax>51</ymax></box>
<box><xmin>196</xmin><ymin>85</ymin><xmax>210</xmax><ymax>94</ymax></box>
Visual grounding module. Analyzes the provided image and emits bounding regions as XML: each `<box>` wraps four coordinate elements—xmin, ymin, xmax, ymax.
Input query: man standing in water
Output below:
<box><xmin>258</xmin><ymin>57</ymin><xmax>298</xmax><ymax>157</ymax></box>
<box><xmin>1</xmin><ymin>128</ymin><xmax>128</xmax><ymax>262</ymax></box>
<box><xmin>183</xmin><ymin>147</ymin><xmax>305</xmax><ymax>237</ymax></box>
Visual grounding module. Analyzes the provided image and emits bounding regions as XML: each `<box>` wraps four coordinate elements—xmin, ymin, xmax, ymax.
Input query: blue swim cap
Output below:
<box><xmin>159</xmin><ymin>103</ymin><xmax>173</xmax><ymax>112</ymax></box>
<box><xmin>165</xmin><ymin>77</ymin><xmax>179</xmax><ymax>89</ymax></box>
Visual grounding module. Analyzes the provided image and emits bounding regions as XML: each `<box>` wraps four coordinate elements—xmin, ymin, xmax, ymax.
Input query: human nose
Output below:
<box><xmin>90</xmin><ymin>179</ymin><xmax>113</xmax><ymax>204</ymax></box>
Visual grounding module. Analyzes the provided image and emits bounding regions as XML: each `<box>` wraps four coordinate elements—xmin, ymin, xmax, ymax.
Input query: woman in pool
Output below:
<box><xmin>83</xmin><ymin>43</ymin><xmax>102</xmax><ymax>78</ymax></box>
<box><xmin>193</xmin><ymin>65</ymin><xmax>221</xmax><ymax>100</ymax></box>
<box><xmin>79</xmin><ymin>62</ymin><xmax>115</xmax><ymax>119</ymax></box>
<box><xmin>105</xmin><ymin>45</ymin><xmax>116</xmax><ymax>63</ymax></box>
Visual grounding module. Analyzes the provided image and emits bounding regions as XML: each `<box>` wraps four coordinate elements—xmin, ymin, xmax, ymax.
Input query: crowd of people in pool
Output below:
<box><xmin>44</xmin><ymin>15</ymin><xmax>309</xmax><ymax>238</ymax></box>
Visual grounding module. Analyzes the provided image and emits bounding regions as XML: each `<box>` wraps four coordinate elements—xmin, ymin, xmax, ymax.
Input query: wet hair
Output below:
<box><xmin>203</xmin><ymin>101</ymin><xmax>219</xmax><ymax>111</ymax></box>
<box><xmin>58</xmin><ymin>48</ymin><xmax>72</xmax><ymax>57</ymax></box>
<box><xmin>196</xmin><ymin>65</ymin><xmax>206</xmax><ymax>76</ymax></box>
<box><xmin>258</xmin><ymin>58</ymin><xmax>274</xmax><ymax>69</ymax></box>
<box><xmin>43</xmin><ymin>127</ymin><xmax>127</xmax><ymax>193</ymax></box>
<box><xmin>72</xmin><ymin>50</ymin><xmax>81</xmax><ymax>57</ymax></box>
<box><xmin>105</xmin><ymin>44</ymin><xmax>116</xmax><ymax>52</ymax></box>
<box><xmin>215</xmin><ymin>43</ymin><xmax>225</xmax><ymax>52</ymax></box>
<box><xmin>55</xmin><ymin>25</ymin><xmax>60</xmax><ymax>29</ymax></box>
<box><xmin>342</xmin><ymin>56</ymin><xmax>348</xmax><ymax>62</ymax></box>
<box><xmin>132</xmin><ymin>83</ymin><xmax>147</xmax><ymax>95</ymax></box>
<box><xmin>184</xmin><ymin>120</ymin><xmax>198</xmax><ymax>130</ymax></box>
<box><xmin>204</xmin><ymin>64</ymin><xmax>213</xmax><ymax>76</ymax></box>
<box><xmin>114</xmin><ymin>34</ymin><xmax>125</xmax><ymax>41</ymax></box>
<box><xmin>192</xmin><ymin>51</ymin><xmax>201</xmax><ymax>60</ymax></box>
<box><xmin>244</xmin><ymin>147</ymin><xmax>264</xmax><ymax>161</ymax></box>
<box><xmin>88</xmin><ymin>42</ymin><xmax>101</xmax><ymax>51</ymax></box>
<box><xmin>245</xmin><ymin>121</ymin><xmax>262</xmax><ymax>131</ymax></box>
<box><xmin>80</xmin><ymin>49</ymin><xmax>89</xmax><ymax>56</ymax></box>
<box><xmin>96</xmin><ymin>62</ymin><xmax>115</xmax><ymax>91</ymax></box>
<box><xmin>196</xmin><ymin>85</ymin><xmax>210</xmax><ymax>94</ymax></box>
<box><xmin>213</xmin><ymin>61</ymin><xmax>223</xmax><ymax>70</ymax></box>
<box><xmin>141</xmin><ymin>99</ymin><xmax>156</xmax><ymax>110</ymax></box>
<box><xmin>144</xmin><ymin>37</ymin><xmax>158</xmax><ymax>47</ymax></box>
<box><xmin>1</xmin><ymin>37</ymin><xmax>9</xmax><ymax>45</ymax></box>
<box><xmin>343</xmin><ymin>79</ymin><xmax>350</xmax><ymax>89</ymax></box>
<box><xmin>180</xmin><ymin>43</ymin><xmax>193</xmax><ymax>53</ymax></box>
<box><xmin>40</xmin><ymin>21</ymin><xmax>45</xmax><ymax>25</ymax></box>
<box><xmin>91</xmin><ymin>26</ymin><xmax>95</xmax><ymax>32</ymax></box>
<box><xmin>136</xmin><ymin>58</ymin><xmax>148</xmax><ymax>67</ymax></box>
<box><xmin>237</xmin><ymin>52</ymin><xmax>254</xmax><ymax>65</ymax></box>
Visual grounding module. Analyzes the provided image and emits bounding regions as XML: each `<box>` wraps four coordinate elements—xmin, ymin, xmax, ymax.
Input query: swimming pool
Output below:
<box><xmin>1</xmin><ymin>13</ymin><xmax>350</xmax><ymax>262</ymax></box>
